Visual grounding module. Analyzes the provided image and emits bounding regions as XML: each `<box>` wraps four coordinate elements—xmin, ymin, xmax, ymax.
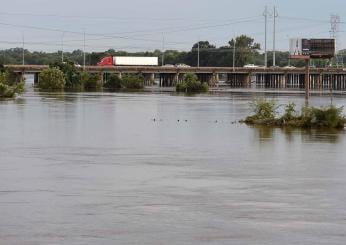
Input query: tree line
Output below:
<box><xmin>0</xmin><ymin>35</ymin><xmax>340</xmax><ymax>68</ymax></box>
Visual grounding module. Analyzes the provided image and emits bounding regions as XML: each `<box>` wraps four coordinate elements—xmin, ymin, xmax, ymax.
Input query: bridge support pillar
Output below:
<box><xmin>283</xmin><ymin>73</ymin><xmax>288</xmax><ymax>88</ymax></box>
<box><xmin>160</xmin><ymin>73</ymin><xmax>176</xmax><ymax>87</ymax></box>
<box><xmin>144</xmin><ymin>73</ymin><xmax>155</xmax><ymax>86</ymax></box>
<box><xmin>211</xmin><ymin>72</ymin><xmax>219</xmax><ymax>87</ymax></box>
<box><xmin>34</xmin><ymin>72</ymin><xmax>39</xmax><ymax>84</ymax></box>
<box><xmin>243</xmin><ymin>73</ymin><xmax>251</xmax><ymax>88</ymax></box>
<box><xmin>173</xmin><ymin>73</ymin><xmax>180</xmax><ymax>86</ymax></box>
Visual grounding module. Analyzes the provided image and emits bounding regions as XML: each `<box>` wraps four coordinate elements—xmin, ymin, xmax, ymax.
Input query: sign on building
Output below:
<box><xmin>289</xmin><ymin>38</ymin><xmax>335</xmax><ymax>59</ymax></box>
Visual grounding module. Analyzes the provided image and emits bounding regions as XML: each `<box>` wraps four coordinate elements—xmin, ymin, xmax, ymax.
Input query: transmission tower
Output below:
<box><xmin>330</xmin><ymin>14</ymin><xmax>341</xmax><ymax>67</ymax></box>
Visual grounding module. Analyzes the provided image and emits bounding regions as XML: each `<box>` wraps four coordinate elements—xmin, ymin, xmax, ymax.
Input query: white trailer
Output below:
<box><xmin>113</xmin><ymin>56</ymin><xmax>158</xmax><ymax>66</ymax></box>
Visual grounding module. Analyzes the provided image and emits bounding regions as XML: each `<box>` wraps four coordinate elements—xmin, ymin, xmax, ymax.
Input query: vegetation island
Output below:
<box><xmin>242</xmin><ymin>98</ymin><xmax>346</xmax><ymax>129</ymax></box>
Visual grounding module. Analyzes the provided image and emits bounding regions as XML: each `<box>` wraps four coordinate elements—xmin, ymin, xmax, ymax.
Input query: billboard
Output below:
<box><xmin>289</xmin><ymin>38</ymin><xmax>335</xmax><ymax>59</ymax></box>
<box><xmin>289</xmin><ymin>39</ymin><xmax>302</xmax><ymax>56</ymax></box>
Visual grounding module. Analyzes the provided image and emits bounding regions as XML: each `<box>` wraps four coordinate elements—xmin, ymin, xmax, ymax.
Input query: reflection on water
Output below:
<box><xmin>252</xmin><ymin>125</ymin><xmax>343</xmax><ymax>144</ymax></box>
<box><xmin>1</xmin><ymin>91</ymin><xmax>346</xmax><ymax>245</ymax></box>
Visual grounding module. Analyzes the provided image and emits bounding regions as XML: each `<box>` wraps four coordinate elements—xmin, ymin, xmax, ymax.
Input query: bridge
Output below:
<box><xmin>6</xmin><ymin>65</ymin><xmax>346</xmax><ymax>90</ymax></box>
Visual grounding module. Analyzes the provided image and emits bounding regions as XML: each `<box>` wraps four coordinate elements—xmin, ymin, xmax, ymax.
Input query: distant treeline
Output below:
<box><xmin>0</xmin><ymin>35</ymin><xmax>341</xmax><ymax>68</ymax></box>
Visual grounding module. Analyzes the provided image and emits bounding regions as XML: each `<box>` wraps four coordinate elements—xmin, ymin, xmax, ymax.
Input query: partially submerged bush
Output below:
<box><xmin>242</xmin><ymin>98</ymin><xmax>346</xmax><ymax>129</ymax></box>
<box><xmin>0</xmin><ymin>82</ymin><xmax>24</xmax><ymax>98</ymax></box>
<box><xmin>104</xmin><ymin>74</ymin><xmax>122</xmax><ymax>90</ymax></box>
<box><xmin>0</xmin><ymin>67</ymin><xmax>25</xmax><ymax>98</ymax></box>
<box><xmin>282</xmin><ymin>102</ymin><xmax>297</xmax><ymax>121</ymax></box>
<box><xmin>301</xmin><ymin>105</ymin><xmax>345</xmax><ymax>128</ymax></box>
<box><xmin>80</xmin><ymin>72</ymin><xmax>102</xmax><ymax>90</ymax></box>
<box><xmin>39</xmin><ymin>67</ymin><xmax>66</xmax><ymax>90</ymax></box>
<box><xmin>250</xmin><ymin>98</ymin><xmax>277</xmax><ymax>120</ymax></box>
<box><xmin>176</xmin><ymin>73</ymin><xmax>209</xmax><ymax>93</ymax></box>
<box><xmin>121</xmin><ymin>74</ymin><xmax>144</xmax><ymax>89</ymax></box>
<box><xmin>50</xmin><ymin>60</ymin><xmax>81</xmax><ymax>89</ymax></box>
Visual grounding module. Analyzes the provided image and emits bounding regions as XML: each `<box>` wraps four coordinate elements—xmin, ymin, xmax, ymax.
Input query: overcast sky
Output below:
<box><xmin>0</xmin><ymin>0</ymin><xmax>345</xmax><ymax>52</ymax></box>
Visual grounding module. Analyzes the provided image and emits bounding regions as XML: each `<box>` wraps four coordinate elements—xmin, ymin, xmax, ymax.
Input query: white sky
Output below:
<box><xmin>0</xmin><ymin>0</ymin><xmax>345</xmax><ymax>52</ymax></box>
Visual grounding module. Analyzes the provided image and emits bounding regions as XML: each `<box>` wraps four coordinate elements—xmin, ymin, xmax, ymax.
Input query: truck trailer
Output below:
<box><xmin>97</xmin><ymin>56</ymin><xmax>158</xmax><ymax>66</ymax></box>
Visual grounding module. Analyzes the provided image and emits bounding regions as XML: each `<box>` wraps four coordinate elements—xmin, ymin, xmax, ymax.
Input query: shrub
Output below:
<box><xmin>104</xmin><ymin>74</ymin><xmax>122</xmax><ymax>89</ymax></box>
<box><xmin>176</xmin><ymin>73</ymin><xmax>209</xmax><ymax>93</ymax></box>
<box><xmin>242</xmin><ymin>99</ymin><xmax>346</xmax><ymax>129</ymax></box>
<box><xmin>50</xmin><ymin>60</ymin><xmax>82</xmax><ymax>89</ymax></box>
<box><xmin>245</xmin><ymin>98</ymin><xmax>277</xmax><ymax>123</ymax></box>
<box><xmin>282</xmin><ymin>102</ymin><xmax>297</xmax><ymax>121</ymax></box>
<box><xmin>0</xmin><ymin>68</ymin><xmax>25</xmax><ymax>98</ymax></box>
<box><xmin>121</xmin><ymin>74</ymin><xmax>144</xmax><ymax>89</ymax></box>
<box><xmin>308</xmin><ymin>106</ymin><xmax>344</xmax><ymax>128</ymax></box>
<box><xmin>80</xmin><ymin>72</ymin><xmax>102</xmax><ymax>90</ymax></box>
<box><xmin>39</xmin><ymin>67</ymin><xmax>66</xmax><ymax>90</ymax></box>
<box><xmin>0</xmin><ymin>82</ymin><xmax>24</xmax><ymax>98</ymax></box>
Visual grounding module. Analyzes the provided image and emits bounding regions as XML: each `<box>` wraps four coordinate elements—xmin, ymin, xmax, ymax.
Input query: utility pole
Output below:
<box><xmin>304</xmin><ymin>58</ymin><xmax>310</xmax><ymax>104</ymax></box>
<box><xmin>22</xmin><ymin>33</ymin><xmax>25</xmax><ymax>65</ymax></box>
<box><xmin>233</xmin><ymin>37</ymin><xmax>236</xmax><ymax>71</ymax></box>
<box><xmin>83</xmin><ymin>30</ymin><xmax>86</xmax><ymax>70</ymax></box>
<box><xmin>273</xmin><ymin>6</ymin><xmax>278</xmax><ymax>67</ymax></box>
<box><xmin>197</xmin><ymin>40</ymin><xmax>200</xmax><ymax>67</ymax></box>
<box><xmin>61</xmin><ymin>32</ymin><xmax>65</xmax><ymax>63</ymax></box>
<box><xmin>263</xmin><ymin>6</ymin><xmax>269</xmax><ymax>67</ymax></box>
<box><xmin>161</xmin><ymin>34</ymin><xmax>165</xmax><ymax>66</ymax></box>
<box><xmin>330</xmin><ymin>14</ymin><xmax>340</xmax><ymax>67</ymax></box>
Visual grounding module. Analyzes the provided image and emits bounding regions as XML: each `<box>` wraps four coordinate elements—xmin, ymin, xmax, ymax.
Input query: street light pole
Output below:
<box><xmin>233</xmin><ymin>37</ymin><xmax>236</xmax><ymax>71</ymax></box>
<box><xmin>22</xmin><ymin>33</ymin><xmax>25</xmax><ymax>65</ymax></box>
<box><xmin>305</xmin><ymin>58</ymin><xmax>310</xmax><ymax>104</ymax></box>
<box><xmin>83</xmin><ymin>30</ymin><xmax>86</xmax><ymax>70</ymax></box>
<box><xmin>61</xmin><ymin>32</ymin><xmax>65</xmax><ymax>63</ymax></box>
<box><xmin>162</xmin><ymin>33</ymin><xmax>165</xmax><ymax>66</ymax></box>
<box><xmin>197</xmin><ymin>40</ymin><xmax>200</xmax><ymax>67</ymax></box>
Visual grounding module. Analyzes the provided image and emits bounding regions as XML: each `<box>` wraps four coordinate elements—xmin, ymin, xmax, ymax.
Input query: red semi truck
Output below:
<box><xmin>97</xmin><ymin>56</ymin><xmax>158</xmax><ymax>66</ymax></box>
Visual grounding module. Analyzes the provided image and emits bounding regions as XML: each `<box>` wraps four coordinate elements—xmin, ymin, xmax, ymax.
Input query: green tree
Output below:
<box><xmin>50</xmin><ymin>60</ymin><xmax>82</xmax><ymax>88</ymax></box>
<box><xmin>229</xmin><ymin>35</ymin><xmax>261</xmax><ymax>66</ymax></box>
<box><xmin>39</xmin><ymin>67</ymin><xmax>66</xmax><ymax>89</ymax></box>
<box><xmin>187</xmin><ymin>41</ymin><xmax>216</xmax><ymax>66</ymax></box>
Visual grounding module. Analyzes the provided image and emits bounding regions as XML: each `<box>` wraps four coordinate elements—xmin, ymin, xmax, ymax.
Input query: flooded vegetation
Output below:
<box><xmin>0</xmin><ymin>66</ymin><xmax>24</xmax><ymax>98</ymax></box>
<box><xmin>242</xmin><ymin>98</ymin><xmax>346</xmax><ymax>129</ymax></box>
<box><xmin>176</xmin><ymin>73</ymin><xmax>209</xmax><ymax>93</ymax></box>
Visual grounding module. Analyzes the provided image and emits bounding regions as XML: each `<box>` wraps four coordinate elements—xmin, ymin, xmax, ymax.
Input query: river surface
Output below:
<box><xmin>1</xmin><ymin>87</ymin><xmax>346</xmax><ymax>245</ymax></box>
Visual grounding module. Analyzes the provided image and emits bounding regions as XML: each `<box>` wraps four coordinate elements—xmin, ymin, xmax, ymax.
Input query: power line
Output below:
<box><xmin>0</xmin><ymin>11</ymin><xmax>252</xmax><ymax>23</ymax></box>
<box><xmin>0</xmin><ymin>18</ymin><xmax>260</xmax><ymax>47</ymax></box>
<box><xmin>41</xmin><ymin>17</ymin><xmax>262</xmax><ymax>44</ymax></box>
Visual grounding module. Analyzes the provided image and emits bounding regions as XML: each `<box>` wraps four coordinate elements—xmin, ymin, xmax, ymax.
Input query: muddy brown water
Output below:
<box><xmin>1</xmin><ymin>88</ymin><xmax>346</xmax><ymax>244</ymax></box>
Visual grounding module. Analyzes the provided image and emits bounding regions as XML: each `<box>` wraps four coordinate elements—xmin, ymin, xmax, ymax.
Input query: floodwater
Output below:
<box><xmin>1</xmin><ymin>86</ymin><xmax>346</xmax><ymax>244</ymax></box>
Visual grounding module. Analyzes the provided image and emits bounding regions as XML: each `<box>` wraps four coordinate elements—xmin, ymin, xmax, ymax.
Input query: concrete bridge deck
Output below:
<box><xmin>5</xmin><ymin>64</ymin><xmax>346</xmax><ymax>74</ymax></box>
<box><xmin>5</xmin><ymin>65</ymin><xmax>346</xmax><ymax>90</ymax></box>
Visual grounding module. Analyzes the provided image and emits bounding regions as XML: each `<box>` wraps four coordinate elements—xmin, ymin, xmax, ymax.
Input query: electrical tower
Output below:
<box><xmin>263</xmin><ymin>6</ymin><xmax>269</xmax><ymax>67</ymax></box>
<box><xmin>273</xmin><ymin>6</ymin><xmax>278</xmax><ymax>67</ymax></box>
<box><xmin>330</xmin><ymin>14</ymin><xmax>341</xmax><ymax>67</ymax></box>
